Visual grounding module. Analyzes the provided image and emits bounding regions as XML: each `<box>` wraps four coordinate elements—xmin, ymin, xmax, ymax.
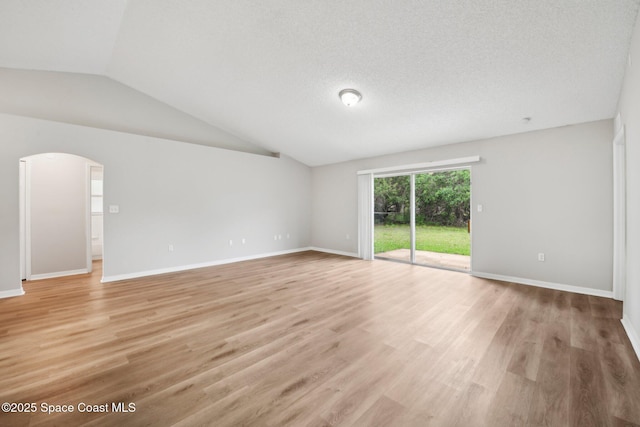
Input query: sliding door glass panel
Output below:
<box><xmin>374</xmin><ymin>176</ymin><xmax>411</xmax><ymax>263</ymax></box>
<box><xmin>414</xmin><ymin>170</ymin><xmax>471</xmax><ymax>270</ymax></box>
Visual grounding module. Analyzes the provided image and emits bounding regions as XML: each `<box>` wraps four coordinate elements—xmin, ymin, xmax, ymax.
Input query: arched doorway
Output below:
<box><xmin>19</xmin><ymin>153</ymin><xmax>104</xmax><ymax>281</ymax></box>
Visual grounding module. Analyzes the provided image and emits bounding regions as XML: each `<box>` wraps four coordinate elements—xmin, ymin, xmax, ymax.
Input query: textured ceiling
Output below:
<box><xmin>0</xmin><ymin>0</ymin><xmax>127</xmax><ymax>74</ymax></box>
<box><xmin>1</xmin><ymin>0</ymin><xmax>639</xmax><ymax>166</ymax></box>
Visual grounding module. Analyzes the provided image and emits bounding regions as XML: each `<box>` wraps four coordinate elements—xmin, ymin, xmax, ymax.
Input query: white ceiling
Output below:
<box><xmin>1</xmin><ymin>0</ymin><xmax>638</xmax><ymax>166</ymax></box>
<box><xmin>0</xmin><ymin>68</ymin><xmax>272</xmax><ymax>156</ymax></box>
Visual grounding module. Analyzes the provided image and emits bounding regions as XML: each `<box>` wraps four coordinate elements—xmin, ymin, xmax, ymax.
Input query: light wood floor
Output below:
<box><xmin>1</xmin><ymin>251</ymin><xmax>639</xmax><ymax>427</ymax></box>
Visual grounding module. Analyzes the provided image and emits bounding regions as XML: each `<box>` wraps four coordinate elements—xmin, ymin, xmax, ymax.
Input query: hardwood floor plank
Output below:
<box><xmin>570</xmin><ymin>346</ymin><xmax>611</xmax><ymax>427</ymax></box>
<box><xmin>612</xmin><ymin>416</ymin><xmax>640</xmax><ymax>427</ymax></box>
<box><xmin>527</xmin><ymin>320</ymin><xmax>571</xmax><ymax>427</ymax></box>
<box><xmin>588</xmin><ymin>295</ymin><xmax>622</xmax><ymax>319</ymax></box>
<box><xmin>506</xmin><ymin>289</ymin><xmax>548</xmax><ymax>381</ymax></box>
<box><xmin>485</xmin><ymin>371</ymin><xmax>536</xmax><ymax>426</ymax></box>
<box><xmin>265</xmin><ymin>341</ymin><xmax>403</xmax><ymax>427</ymax></box>
<box><xmin>600</xmin><ymin>342</ymin><xmax>640</xmax><ymax>424</ymax></box>
<box><xmin>350</xmin><ymin>396</ymin><xmax>415</xmax><ymax>427</ymax></box>
<box><xmin>450</xmin><ymin>382</ymin><xmax>493</xmax><ymax>427</ymax></box>
<box><xmin>471</xmin><ymin>284</ymin><xmax>536</xmax><ymax>392</ymax></box>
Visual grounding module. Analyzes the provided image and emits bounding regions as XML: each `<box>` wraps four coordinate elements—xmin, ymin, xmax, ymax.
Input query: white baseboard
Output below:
<box><xmin>309</xmin><ymin>247</ymin><xmax>359</xmax><ymax>258</ymax></box>
<box><xmin>101</xmin><ymin>247</ymin><xmax>313</xmax><ymax>283</ymax></box>
<box><xmin>0</xmin><ymin>287</ymin><xmax>25</xmax><ymax>299</ymax></box>
<box><xmin>471</xmin><ymin>271</ymin><xmax>614</xmax><ymax>299</ymax></box>
<box><xmin>621</xmin><ymin>316</ymin><xmax>640</xmax><ymax>363</ymax></box>
<box><xmin>30</xmin><ymin>268</ymin><xmax>90</xmax><ymax>281</ymax></box>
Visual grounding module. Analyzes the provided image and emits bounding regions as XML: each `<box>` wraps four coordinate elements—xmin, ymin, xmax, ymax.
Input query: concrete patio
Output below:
<box><xmin>376</xmin><ymin>249</ymin><xmax>470</xmax><ymax>271</ymax></box>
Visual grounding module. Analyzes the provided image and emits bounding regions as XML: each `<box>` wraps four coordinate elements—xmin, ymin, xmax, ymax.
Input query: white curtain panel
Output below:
<box><xmin>357</xmin><ymin>173</ymin><xmax>374</xmax><ymax>260</ymax></box>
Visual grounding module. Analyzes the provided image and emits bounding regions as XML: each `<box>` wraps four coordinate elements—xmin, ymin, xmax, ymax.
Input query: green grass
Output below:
<box><xmin>374</xmin><ymin>224</ymin><xmax>470</xmax><ymax>256</ymax></box>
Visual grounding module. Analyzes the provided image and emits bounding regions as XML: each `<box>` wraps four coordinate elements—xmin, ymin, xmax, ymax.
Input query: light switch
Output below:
<box><xmin>109</xmin><ymin>205</ymin><xmax>119</xmax><ymax>214</ymax></box>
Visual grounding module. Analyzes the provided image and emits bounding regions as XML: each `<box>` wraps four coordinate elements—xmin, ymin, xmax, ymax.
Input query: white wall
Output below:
<box><xmin>312</xmin><ymin>120</ymin><xmax>614</xmax><ymax>294</ymax></box>
<box><xmin>27</xmin><ymin>153</ymin><xmax>89</xmax><ymax>277</ymax></box>
<box><xmin>617</xmin><ymin>10</ymin><xmax>640</xmax><ymax>359</ymax></box>
<box><xmin>0</xmin><ymin>113</ymin><xmax>311</xmax><ymax>294</ymax></box>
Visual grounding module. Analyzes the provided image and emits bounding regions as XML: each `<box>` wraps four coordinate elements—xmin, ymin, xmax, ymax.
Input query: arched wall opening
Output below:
<box><xmin>20</xmin><ymin>152</ymin><xmax>104</xmax><ymax>282</ymax></box>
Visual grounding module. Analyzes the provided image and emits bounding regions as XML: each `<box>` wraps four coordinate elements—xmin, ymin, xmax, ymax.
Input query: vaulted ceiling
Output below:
<box><xmin>1</xmin><ymin>0</ymin><xmax>638</xmax><ymax>166</ymax></box>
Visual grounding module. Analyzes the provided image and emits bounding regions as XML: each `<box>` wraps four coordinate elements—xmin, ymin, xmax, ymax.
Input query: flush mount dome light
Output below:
<box><xmin>339</xmin><ymin>89</ymin><xmax>362</xmax><ymax>107</ymax></box>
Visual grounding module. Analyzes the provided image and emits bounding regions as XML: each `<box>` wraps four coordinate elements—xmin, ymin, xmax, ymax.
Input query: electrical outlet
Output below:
<box><xmin>168</xmin><ymin>244</ymin><xmax>174</xmax><ymax>252</ymax></box>
<box><xmin>538</xmin><ymin>253</ymin><xmax>545</xmax><ymax>262</ymax></box>
<box><xmin>242</xmin><ymin>238</ymin><xmax>246</xmax><ymax>244</ymax></box>
<box><xmin>229</xmin><ymin>240</ymin><xmax>233</xmax><ymax>246</ymax></box>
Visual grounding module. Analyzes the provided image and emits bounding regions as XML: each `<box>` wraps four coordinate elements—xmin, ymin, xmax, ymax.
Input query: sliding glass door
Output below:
<box><xmin>374</xmin><ymin>175</ymin><xmax>411</xmax><ymax>263</ymax></box>
<box><xmin>374</xmin><ymin>169</ymin><xmax>471</xmax><ymax>271</ymax></box>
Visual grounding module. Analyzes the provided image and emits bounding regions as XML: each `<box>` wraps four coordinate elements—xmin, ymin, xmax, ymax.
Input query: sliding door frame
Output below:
<box><xmin>410</xmin><ymin>174</ymin><xmax>416</xmax><ymax>264</ymax></box>
<box><xmin>359</xmin><ymin>155</ymin><xmax>480</xmax><ymax>271</ymax></box>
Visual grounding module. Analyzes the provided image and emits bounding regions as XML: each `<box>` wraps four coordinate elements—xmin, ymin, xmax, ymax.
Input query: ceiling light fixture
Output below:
<box><xmin>339</xmin><ymin>89</ymin><xmax>362</xmax><ymax>107</ymax></box>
